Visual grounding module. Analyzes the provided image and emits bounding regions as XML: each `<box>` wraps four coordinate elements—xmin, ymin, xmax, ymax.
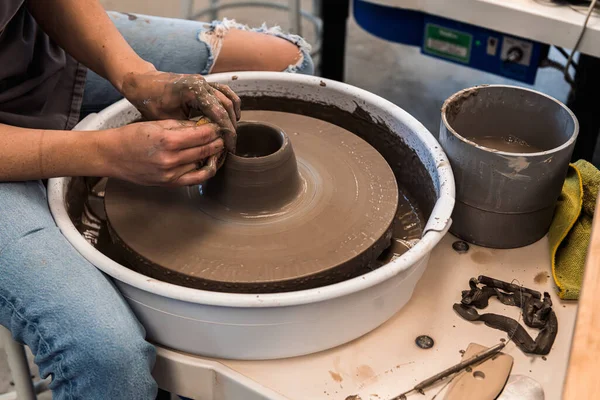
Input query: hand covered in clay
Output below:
<box><xmin>121</xmin><ymin>71</ymin><xmax>241</xmax><ymax>153</ymax></box>
<box><xmin>105</xmin><ymin>120</ymin><xmax>225</xmax><ymax>186</ymax></box>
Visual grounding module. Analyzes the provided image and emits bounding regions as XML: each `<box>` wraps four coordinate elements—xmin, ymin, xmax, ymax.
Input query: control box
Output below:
<box><xmin>354</xmin><ymin>0</ymin><xmax>549</xmax><ymax>84</ymax></box>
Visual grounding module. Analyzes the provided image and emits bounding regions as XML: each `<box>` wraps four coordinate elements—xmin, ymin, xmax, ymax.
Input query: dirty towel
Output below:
<box><xmin>548</xmin><ymin>160</ymin><xmax>600</xmax><ymax>300</ymax></box>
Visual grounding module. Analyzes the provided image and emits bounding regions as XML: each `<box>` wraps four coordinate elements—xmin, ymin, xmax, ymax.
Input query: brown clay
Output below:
<box><xmin>238</xmin><ymin>96</ymin><xmax>437</xmax><ymax>219</ymax></box>
<box><xmin>203</xmin><ymin>121</ymin><xmax>302</xmax><ymax>211</ymax></box>
<box><xmin>105</xmin><ymin>111</ymin><xmax>399</xmax><ymax>292</ymax></box>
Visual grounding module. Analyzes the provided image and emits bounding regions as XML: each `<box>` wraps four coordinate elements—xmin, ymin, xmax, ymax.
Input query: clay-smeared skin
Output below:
<box><xmin>121</xmin><ymin>72</ymin><xmax>240</xmax><ymax>152</ymax></box>
<box><xmin>105</xmin><ymin>111</ymin><xmax>400</xmax><ymax>292</ymax></box>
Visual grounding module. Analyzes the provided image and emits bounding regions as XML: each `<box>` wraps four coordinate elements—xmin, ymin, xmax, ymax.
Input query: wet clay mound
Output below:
<box><xmin>104</xmin><ymin>111</ymin><xmax>400</xmax><ymax>293</ymax></box>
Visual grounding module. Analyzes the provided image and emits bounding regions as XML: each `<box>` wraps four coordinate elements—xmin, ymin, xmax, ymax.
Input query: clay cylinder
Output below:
<box><xmin>439</xmin><ymin>85</ymin><xmax>578</xmax><ymax>248</ymax></box>
<box><xmin>203</xmin><ymin>121</ymin><xmax>301</xmax><ymax>212</ymax></box>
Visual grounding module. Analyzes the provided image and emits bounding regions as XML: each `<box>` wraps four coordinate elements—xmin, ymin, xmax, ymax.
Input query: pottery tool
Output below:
<box><xmin>443</xmin><ymin>343</ymin><xmax>514</xmax><ymax>400</ymax></box>
<box><xmin>104</xmin><ymin>111</ymin><xmax>400</xmax><ymax>293</ymax></box>
<box><xmin>389</xmin><ymin>342</ymin><xmax>506</xmax><ymax>400</ymax></box>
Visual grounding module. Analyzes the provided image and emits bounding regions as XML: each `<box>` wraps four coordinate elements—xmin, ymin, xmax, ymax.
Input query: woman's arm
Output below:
<box><xmin>26</xmin><ymin>0</ymin><xmax>240</xmax><ymax>147</ymax></box>
<box><xmin>0</xmin><ymin>121</ymin><xmax>225</xmax><ymax>186</ymax></box>
<box><xmin>0</xmin><ymin>124</ymin><xmax>108</xmax><ymax>181</ymax></box>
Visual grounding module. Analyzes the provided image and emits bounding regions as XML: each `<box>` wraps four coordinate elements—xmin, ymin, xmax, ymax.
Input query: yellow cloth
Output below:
<box><xmin>549</xmin><ymin>160</ymin><xmax>600</xmax><ymax>300</ymax></box>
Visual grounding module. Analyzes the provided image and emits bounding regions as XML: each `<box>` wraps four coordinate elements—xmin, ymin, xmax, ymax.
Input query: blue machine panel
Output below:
<box><xmin>353</xmin><ymin>0</ymin><xmax>548</xmax><ymax>84</ymax></box>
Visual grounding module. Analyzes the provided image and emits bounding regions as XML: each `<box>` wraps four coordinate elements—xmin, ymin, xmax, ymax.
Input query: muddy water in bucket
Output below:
<box><xmin>440</xmin><ymin>85</ymin><xmax>578</xmax><ymax>248</ymax></box>
<box><xmin>467</xmin><ymin>135</ymin><xmax>542</xmax><ymax>153</ymax></box>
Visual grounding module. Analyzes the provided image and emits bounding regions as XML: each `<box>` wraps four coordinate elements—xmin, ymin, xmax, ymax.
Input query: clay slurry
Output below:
<box><xmin>104</xmin><ymin>110</ymin><xmax>405</xmax><ymax>293</ymax></box>
<box><xmin>467</xmin><ymin>135</ymin><xmax>543</xmax><ymax>153</ymax></box>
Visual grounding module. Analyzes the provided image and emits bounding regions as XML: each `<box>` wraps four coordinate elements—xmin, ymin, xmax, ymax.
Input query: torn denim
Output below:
<box><xmin>198</xmin><ymin>18</ymin><xmax>314</xmax><ymax>75</ymax></box>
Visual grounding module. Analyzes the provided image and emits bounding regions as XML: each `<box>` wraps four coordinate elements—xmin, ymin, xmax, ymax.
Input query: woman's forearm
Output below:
<box><xmin>0</xmin><ymin>124</ymin><xmax>110</xmax><ymax>181</ymax></box>
<box><xmin>26</xmin><ymin>0</ymin><xmax>155</xmax><ymax>91</ymax></box>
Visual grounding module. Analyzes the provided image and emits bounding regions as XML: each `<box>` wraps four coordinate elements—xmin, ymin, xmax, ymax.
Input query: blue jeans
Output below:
<box><xmin>0</xmin><ymin>14</ymin><xmax>313</xmax><ymax>400</ymax></box>
<box><xmin>82</xmin><ymin>13</ymin><xmax>314</xmax><ymax>116</ymax></box>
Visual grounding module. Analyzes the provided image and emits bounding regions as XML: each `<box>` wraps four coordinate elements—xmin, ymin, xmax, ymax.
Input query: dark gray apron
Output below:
<box><xmin>0</xmin><ymin>1</ymin><xmax>86</xmax><ymax>130</ymax></box>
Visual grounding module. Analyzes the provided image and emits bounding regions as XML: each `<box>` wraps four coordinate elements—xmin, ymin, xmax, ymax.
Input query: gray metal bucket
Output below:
<box><xmin>440</xmin><ymin>85</ymin><xmax>578</xmax><ymax>248</ymax></box>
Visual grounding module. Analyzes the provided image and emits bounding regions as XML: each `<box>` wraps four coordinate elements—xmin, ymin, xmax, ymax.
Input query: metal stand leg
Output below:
<box><xmin>568</xmin><ymin>53</ymin><xmax>600</xmax><ymax>163</ymax></box>
<box><xmin>319</xmin><ymin>0</ymin><xmax>350</xmax><ymax>81</ymax></box>
<box><xmin>210</xmin><ymin>0</ymin><xmax>219</xmax><ymax>21</ymax></box>
<box><xmin>312</xmin><ymin>0</ymin><xmax>321</xmax><ymax>18</ymax></box>
<box><xmin>289</xmin><ymin>0</ymin><xmax>301</xmax><ymax>35</ymax></box>
<box><xmin>0</xmin><ymin>327</ymin><xmax>36</xmax><ymax>400</ymax></box>
<box><xmin>181</xmin><ymin>0</ymin><xmax>194</xmax><ymax>19</ymax></box>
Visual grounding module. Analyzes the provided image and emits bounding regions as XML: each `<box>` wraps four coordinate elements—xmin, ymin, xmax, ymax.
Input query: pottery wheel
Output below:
<box><xmin>105</xmin><ymin>110</ymin><xmax>399</xmax><ymax>292</ymax></box>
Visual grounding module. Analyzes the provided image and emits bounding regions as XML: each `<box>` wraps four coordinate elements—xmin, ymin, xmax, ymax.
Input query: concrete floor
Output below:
<box><xmin>0</xmin><ymin>0</ymin><xmax>572</xmax><ymax>398</ymax></box>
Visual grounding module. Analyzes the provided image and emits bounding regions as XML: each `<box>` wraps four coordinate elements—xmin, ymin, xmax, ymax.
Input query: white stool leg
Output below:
<box><xmin>288</xmin><ymin>0</ymin><xmax>301</xmax><ymax>34</ymax></box>
<box><xmin>0</xmin><ymin>327</ymin><xmax>36</xmax><ymax>400</ymax></box>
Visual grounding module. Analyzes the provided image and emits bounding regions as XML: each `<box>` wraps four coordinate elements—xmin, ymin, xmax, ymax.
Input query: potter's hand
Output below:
<box><xmin>121</xmin><ymin>71</ymin><xmax>241</xmax><ymax>152</ymax></box>
<box><xmin>106</xmin><ymin>120</ymin><xmax>224</xmax><ymax>186</ymax></box>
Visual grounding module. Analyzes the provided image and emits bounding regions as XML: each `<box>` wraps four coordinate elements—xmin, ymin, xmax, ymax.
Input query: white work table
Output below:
<box><xmin>363</xmin><ymin>0</ymin><xmax>600</xmax><ymax>58</ymax></box>
<box><xmin>154</xmin><ymin>234</ymin><xmax>577</xmax><ymax>400</ymax></box>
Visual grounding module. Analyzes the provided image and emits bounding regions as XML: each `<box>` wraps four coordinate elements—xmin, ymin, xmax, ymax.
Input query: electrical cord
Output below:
<box><xmin>540</xmin><ymin>1</ymin><xmax>596</xmax><ymax>86</ymax></box>
<box><xmin>555</xmin><ymin>46</ymin><xmax>579</xmax><ymax>69</ymax></box>
<box><xmin>568</xmin><ymin>1</ymin><xmax>600</xmax><ymax>15</ymax></box>
<box><xmin>564</xmin><ymin>0</ymin><xmax>598</xmax><ymax>85</ymax></box>
<box><xmin>541</xmin><ymin>57</ymin><xmax>572</xmax><ymax>76</ymax></box>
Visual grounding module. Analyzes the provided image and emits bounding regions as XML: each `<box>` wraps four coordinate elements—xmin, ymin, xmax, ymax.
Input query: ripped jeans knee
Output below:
<box><xmin>198</xmin><ymin>18</ymin><xmax>315</xmax><ymax>75</ymax></box>
<box><xmin>82</xmin><ymin>13</ymin><xmax>315</xmax><ymax>117</ymax></box>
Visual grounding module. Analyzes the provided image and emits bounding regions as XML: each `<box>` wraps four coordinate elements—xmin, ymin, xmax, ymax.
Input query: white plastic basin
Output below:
<box><xmin>47</xmin><ymin>72</ymin><xmax>455</xmax><ymax>360</ymax></box>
